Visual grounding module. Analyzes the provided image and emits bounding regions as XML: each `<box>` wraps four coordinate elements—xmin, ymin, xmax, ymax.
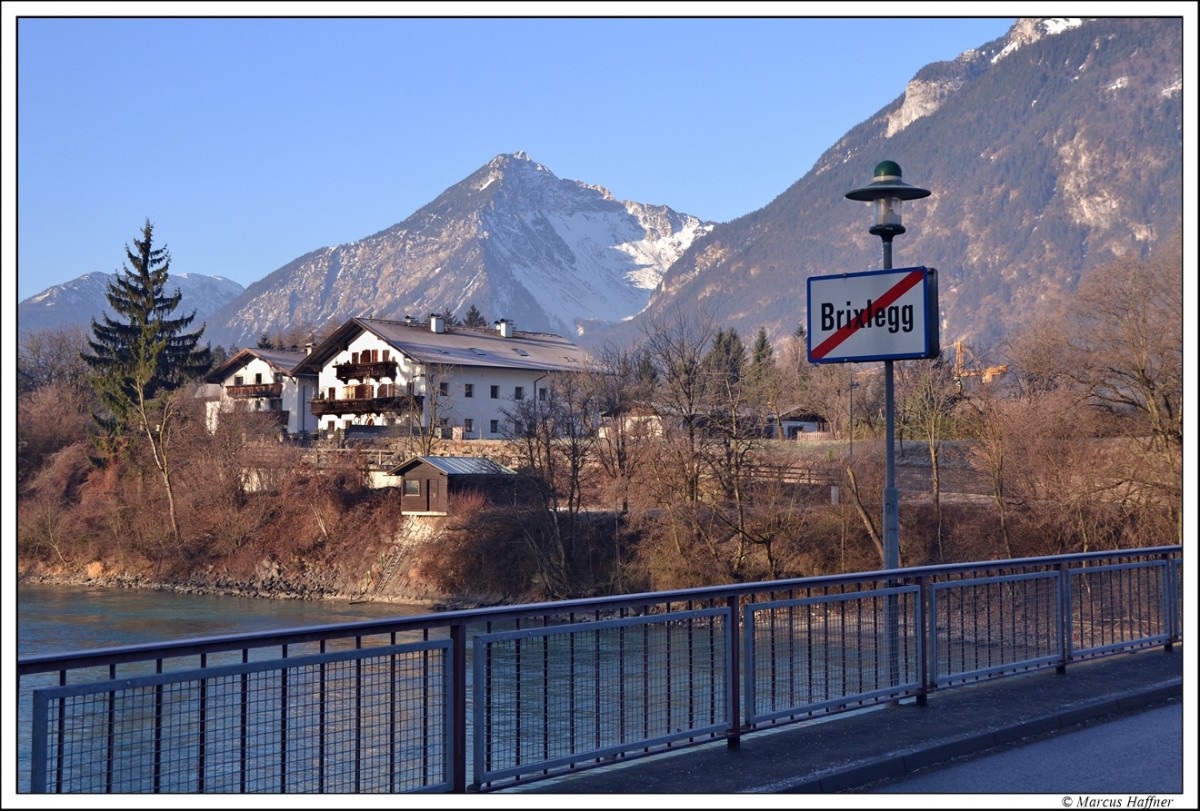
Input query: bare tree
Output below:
<box><xmin>588</xmin><ymin>342</ymin><xmax>657</xmax><ymax>515</ymax></box>
<box><xmin>17</xmin><ymin>325</ymin><xmax>93</xmax><ymax>397</ymax></box>
<box><xmin>896</xmin><ymin>358</ymin><xmax>960</xmax><ymax>563</ymax></box>
<box><xmin>414</xmin><ymin>362</ymin><xmax>457</xmax><ymax>455</ymax></box>
<box><xmin>503</xmin><ymin>370</ymin><xmax>602</xmax><ymax>597</ymax></box>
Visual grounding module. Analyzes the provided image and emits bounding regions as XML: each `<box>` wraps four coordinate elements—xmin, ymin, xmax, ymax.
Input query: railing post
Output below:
<box><xmin>916</xmin><ymin>573</ymin><xmax>929</xmax><ymax>706</ymax></box>
<box><xmin>450</xmin><ymin>621</ymin><xmax>467</xmax><ymax>792</ymax></box>
<box><xmin>726</xmin><ymin>594</ymin><xmax>741</xmax><ymax>750</ymax></box>
<box><xmin>1056</xmin><ymin>561</ymin><xmax>1070</xmax><ymax>674</ymax></box>
<box><xmin>1162</xmin><ymin>551</ymin><xmax>1177</xmax><ymax>653</ymax></box>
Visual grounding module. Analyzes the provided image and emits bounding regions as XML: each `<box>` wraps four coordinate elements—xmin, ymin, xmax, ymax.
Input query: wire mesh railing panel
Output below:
<box><xmin>31</xmin><ymin>641</ymin><xmax>451</xmax><ymax>794</ymax></box>
<box><xmin>930</xmin><ymin>571</ymin><xmax>1062</xmax><ymax>685</ymax></box>
<box><xmin>20</xmin><ymin>546</ymin><xmax>1182</xmax><ymax>795</ymax></box>
<box><xmin>472</xmin><ymin>607</ymin><xmax>731</xmax><ymax>787</ymax></box>
<box><xmin>744</xmin><ymin>586</ymin><xmax>921</xmax><ymax>725</ymax></box>
<box><xmin>1069</xmin><ymin>561</ymin><xmax>1172</xmax><ymax>658</ymax></box>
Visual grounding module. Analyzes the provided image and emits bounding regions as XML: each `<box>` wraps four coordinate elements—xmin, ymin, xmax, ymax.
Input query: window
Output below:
<box><xmin>255</xmin><ymin>373</ymin><xmax>263</xmax><ymax>384</ymax></box>
<box><xmin>464</xmin><ymin>383</ymin><xmax>474</xmax><ymax>398</ymax></box>
<box><xmin>403</xmin><ymin>479</ymin><xmax>420</xmax><ymax>496</ymax></box>
<box><xmin>463</xmin><ymin>418</ymin><xmax>474</xmax><ymax>434</ymax></box>
<box><xmin>439</xmin><ymin>417</ymin><xmax>449</xmax><ymax>428</ymax></box>
<box><xmin>538</xmin><ymin>387</ymin><xmax>547</xmax><ymax>401</ymax></box>
<box><xmin>439</xmin><ymin>381</ymin><xmax>449</xmax><ymax>396</ymax></box>
<box><xmin>514</xmin><ymin>386</ymin><xmax>524</xmax><ymax>400</ymax></box>
<box><xmin>489</xmin><ymin>419</ymin><xmax>499</xmax><ymax>434</ymax></box>
<box><xmin>234</xmin><ymin>375</ymin><xmax>244</xmax><ymax>386</ymax></box>
<box><xmin>490</xmin><ymin>385</ymin><xmax>499</xmax><ymax>399</ymax></box>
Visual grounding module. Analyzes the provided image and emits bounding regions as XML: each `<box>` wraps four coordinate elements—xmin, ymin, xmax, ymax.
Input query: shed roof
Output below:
<box><xmin>389</xmin><ymin>456</ymin><xmax>517</xmax><ymax>477</ymax></box>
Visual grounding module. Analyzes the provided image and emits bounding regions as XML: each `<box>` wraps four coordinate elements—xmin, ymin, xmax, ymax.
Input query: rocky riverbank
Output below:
<box><xmin>15</xmin><ymin>516</ymin><xmax>496</xmax><ymax>611</ymax></box>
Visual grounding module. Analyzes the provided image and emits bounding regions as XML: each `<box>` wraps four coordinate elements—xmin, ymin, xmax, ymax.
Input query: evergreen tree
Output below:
<box><xmin>81</xmin><ymin>219</ymin><xmax>211</xmax><ymax>545</ymax></box>
<box><xmin>635</xmin><ymin>347</ymin><xmax>658</xmax><ymax>387</ymax></box>
<box><xmin>463</xmin><ymin>303</ymin><xmax>488</xmax><ymax>328</ymax></box>
<box><xmin>704</xmin><ymin>328</ymin><xmax>746</xmax><ymax>386</ymax></box>
<box><xmin>209</xmin><ymin>343</ymin><xmax>229</xmax><ymax>370</ymax></box>
<box><xmin>750</xmin><ymin>328</ymin><xmax>774</xmax><ymax>376</ymax></box>
<box><xmin>256</xmin><ymin>332</ymin><xmax>274</xmax><ymax>349</ymax></box>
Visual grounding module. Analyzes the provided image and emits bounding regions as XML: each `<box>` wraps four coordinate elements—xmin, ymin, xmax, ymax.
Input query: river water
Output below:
<box><xmin>12</xmin><ymin>583</ymin><xmax>438</xmax><ymax>793</ymax></box>
<box><xmin>15</xmin><ymin>582</ymin><xmax>435</xmax><ymax>659</ymax></box>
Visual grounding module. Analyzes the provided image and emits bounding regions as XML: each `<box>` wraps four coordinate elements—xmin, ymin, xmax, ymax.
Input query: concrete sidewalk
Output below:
<box><xmin>506</xmin><ymin>646</ymin><xmax>1184</xmax><ymax>794</ymax></box>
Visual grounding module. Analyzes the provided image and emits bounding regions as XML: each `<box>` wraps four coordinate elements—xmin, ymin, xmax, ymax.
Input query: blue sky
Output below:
<box><xmin>6</xmin><ymin>8</ymin><xmax>1022</xmax><ymax>303</ymax></box>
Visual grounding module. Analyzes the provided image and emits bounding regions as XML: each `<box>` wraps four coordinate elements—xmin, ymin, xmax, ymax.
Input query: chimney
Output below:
<box><xmin>430</xmin><ymin>314</ymin><xmax>445</xmax><ymax>334</ymax></box>
<box><xmin>495</xmin><ymin>318</ymin><xmax>514</xmax><ymax>338</ymax></box>
<box><xmin>305</xmin><ymin>343</ymin><xmax>313</xmax><ymax>355</ymax></box>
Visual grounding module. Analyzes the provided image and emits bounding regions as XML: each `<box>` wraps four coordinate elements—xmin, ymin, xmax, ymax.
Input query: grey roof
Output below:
<box><xmin>204</xmin><ymin>347</ymin><xmax>311</xmax><ymax>383</ymax></box>
<box><xmin>300</xmin><ymin>317</ymin><xmax>590</xmax><ymax>374</ymax></box>
<box><xmin>253</xmin><ymin>348</ymin><xmax>310</xmax><ymax>372</ymax></box>
<box><xmin>389</xmin><ymin>456</ymin><xmax>517</xmax><ymax>476</ymax></box>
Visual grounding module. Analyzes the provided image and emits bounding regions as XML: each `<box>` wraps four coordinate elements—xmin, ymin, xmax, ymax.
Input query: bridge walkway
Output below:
<box><xmin>509</xmin><ymin>646</ymin><xmax>1185</xmax><ymax>795</ymax></box>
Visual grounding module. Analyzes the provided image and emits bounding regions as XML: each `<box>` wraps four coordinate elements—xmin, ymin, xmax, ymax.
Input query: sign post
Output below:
<box><xmin>838</xmin><ymin>160</ymin><xmax>933</xmax><ymax>702</ymax></box>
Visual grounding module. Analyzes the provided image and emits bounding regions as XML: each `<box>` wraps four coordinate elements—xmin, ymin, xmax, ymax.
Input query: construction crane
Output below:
<box><xmin>953</xmin><ymin>341</ymin><xmax>1008</xmax><ymax>386</ymax></box>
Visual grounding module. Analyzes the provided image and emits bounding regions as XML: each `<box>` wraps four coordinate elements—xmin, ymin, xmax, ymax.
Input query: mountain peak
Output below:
<box><xmin>992</xmin><ymin>17</ymin><xmax>1085</xmax><ymax>64</ymax></box>
<box><xmin>201</xmin><ymin>153</ymin><xmax>712</xmax><ymax>346</ymax></box>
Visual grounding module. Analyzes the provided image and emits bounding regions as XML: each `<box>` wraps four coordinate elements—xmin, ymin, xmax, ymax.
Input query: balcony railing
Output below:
<box><xmin>333</xmin><ymin>360</ymin><xmax>398</xmax><ymax>382</ymax></box>
<box><xmin>225</xmin><ymin>382</ymin><xmax>283</xmax><ymax>399</ymax></box>
<box><xmin>310</xmin><ymin>394</ymin><xmax>423</xmax><ymax>417</ymax></box>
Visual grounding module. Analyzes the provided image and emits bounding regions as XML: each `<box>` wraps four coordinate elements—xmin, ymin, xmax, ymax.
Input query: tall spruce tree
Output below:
<box><xmin>462</xmin><ymin>303</ymin><xmax>488</xmax><ymax>328</ymax></box>
<box><xmin>704</xmin><ymin>327</ymin><xmax>746</xmax><ymax>387</ymax></box>
<box><xmin>749</xmin><ymin>327</ymin><xmax>774</xmax><ymax>378</ymax></box>
<box><xmin>81</xmin><ymin>219</ymin><xmax>211</xmax><ymax>547</ymax></box>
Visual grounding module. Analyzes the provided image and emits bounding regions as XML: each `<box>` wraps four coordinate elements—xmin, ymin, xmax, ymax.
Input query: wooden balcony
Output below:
<box><xmin>226</xmin><ymin>382</ymin><xmax>283</xmax><ymax>399</ymax></box>
<box><xmin>334</xmin><ymin>360</ymin><xmax>399</xmax><ymax>382</ymax></box>
<box><xmin>310</xmin><ymin>394</ymin><xmax>423</xmax><ymax>418</ymax></box>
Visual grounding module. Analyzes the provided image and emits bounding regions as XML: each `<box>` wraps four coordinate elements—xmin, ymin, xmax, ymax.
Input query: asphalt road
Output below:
<box><xmin>849</xmin><ymin>700</ymin><xmax>1185</xmax><ymax>796</ymax></box>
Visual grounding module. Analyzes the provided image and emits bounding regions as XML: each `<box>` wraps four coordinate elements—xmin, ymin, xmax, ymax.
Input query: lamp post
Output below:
<box><xmin>845</xmin><ymin>160</ymin><xmax>931</xmax><ymax>574</ymax></box>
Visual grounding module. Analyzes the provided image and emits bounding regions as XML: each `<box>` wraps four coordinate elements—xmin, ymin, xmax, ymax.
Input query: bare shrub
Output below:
<box><xmin>416</xmin><ymin>502</ymin><xmax>539</xmax><ymax>602</ymax></box>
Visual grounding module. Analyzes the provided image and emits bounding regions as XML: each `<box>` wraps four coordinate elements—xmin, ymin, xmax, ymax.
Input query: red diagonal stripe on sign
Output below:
<box><xmin>811</xmin><ymin>269</ymin><xmax>924</xmax><ymax>360</ymax></box>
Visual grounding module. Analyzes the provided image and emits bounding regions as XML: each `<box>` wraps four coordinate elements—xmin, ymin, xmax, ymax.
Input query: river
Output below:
<box><xmin>12</xmin><ymin>583</ymin><xmax>439</xmax><ymax>794</ymax></box>
<box><xmin>15</xmin><ymin>582</ymin><xmax>436</xmax><ymax>659</ymax></box>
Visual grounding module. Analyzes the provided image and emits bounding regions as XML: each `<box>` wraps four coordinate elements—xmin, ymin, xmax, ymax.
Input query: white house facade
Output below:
<box><xmin>291</xmin><ymin>315</ymin><xmax>591</xmax><ymax>440</ymax></box>
<box><xmin>202</xmin><ymin>348</ymin><xmax>319</xmax><ymax>436</ymax></box>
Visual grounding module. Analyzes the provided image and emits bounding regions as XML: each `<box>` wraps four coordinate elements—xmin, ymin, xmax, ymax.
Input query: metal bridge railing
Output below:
<box><xmin>17</xmin><ymin>545</ymin><xmax>1182</xmax><ymax>794</ymax></box>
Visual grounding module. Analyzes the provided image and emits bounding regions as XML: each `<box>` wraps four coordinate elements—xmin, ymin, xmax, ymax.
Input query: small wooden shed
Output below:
<box><xmin>388</xmin><ymin>456</ymin><xmax>518</xmax><ymax>515</ymax></box>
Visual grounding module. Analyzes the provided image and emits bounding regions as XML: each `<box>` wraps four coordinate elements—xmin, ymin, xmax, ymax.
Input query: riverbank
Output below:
<box><xmin>14</xmin><ymin>517</ymin><xmax>500</xmax><ymax>611</ymax></box>
<box><xmin>16</xmin><ymin>567</ymin><xmax>497</xmax><ymax>612</ymax></box>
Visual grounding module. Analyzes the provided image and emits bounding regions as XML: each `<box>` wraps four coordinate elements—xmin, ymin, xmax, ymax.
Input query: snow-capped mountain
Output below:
<box><xmin>600</xmin><ymin>16</ymin><xmax>1182</xmax><ymax>353</ymax></box>
<box><xmin>17</xmin><ymin>272</ymin><xmax>244</xmax><ymax>339</ymax></box>
<box><xmin>204</xmin><ymin>152</ymin><xmax>712</xmax><ymax>347</ymax></box>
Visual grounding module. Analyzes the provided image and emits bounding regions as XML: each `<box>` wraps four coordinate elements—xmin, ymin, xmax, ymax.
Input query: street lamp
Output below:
<box><xmin>845</xmin><ymin>161</ymin><xmax>931</xmax><ymax>574</ymax></box>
